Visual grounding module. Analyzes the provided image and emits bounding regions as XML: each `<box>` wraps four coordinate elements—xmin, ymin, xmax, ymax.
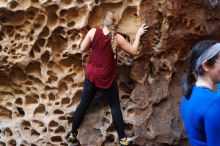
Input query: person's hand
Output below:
<box><xmin>137</xmin><ymin>23</ymin><xmax>148</xmax><ymax>36</ymax></box>
<box><xmin>88</xmin><ymin>0</ymin><xmax>98</xmax><ymax>11</ymax></box>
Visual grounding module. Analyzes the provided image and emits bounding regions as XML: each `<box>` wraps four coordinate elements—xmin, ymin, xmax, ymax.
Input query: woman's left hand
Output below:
<box><xmin>88</xmin><ymin>0</ymin><xmax>98</xmax><ymax>11</ymax></box>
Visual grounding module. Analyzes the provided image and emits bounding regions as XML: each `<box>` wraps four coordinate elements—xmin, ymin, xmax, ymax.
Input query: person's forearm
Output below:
<box><xmin>79</xmin><ymin>31</ymin><xmax>91</xmax><ymax>53</ymax></box>
<box><xmin>131</xmin><ymin>34</ymin><xmax>141</xmax><ymax>55</ymax></box>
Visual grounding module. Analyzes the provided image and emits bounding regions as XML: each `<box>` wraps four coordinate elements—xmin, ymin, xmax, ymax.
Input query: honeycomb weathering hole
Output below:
<box><xmin>9</xmin><ymin>1</ymin><xmax>18</xmax><ymax>9</ymax></box>
<box><xmin>25</xmin><ymin>94</ymin><xmax>38</xmax><ymax>105</ymax></box>
<box><xmin>51</xmin><ymin>136</ymin><xmax>62</xmax><ymax>142</ymax></box>
<box><xmin>41</xmin><ymin>50</ymin><xmax>50</xmax><ymax>63</ymax></box>
<box><xmin>49</xmin><ymin>120</ymin><xmax>59</xmax><ymax>128</ymax></box>
<box><xmin>25</xmin><ymin>61</ymin><xmax>41</xmax><ymax>76</ymax></box>
<box><xmin>21</xmin><ymin>120</ymin><xmax>31</xmax><ymax>127</ymax></box>
<box><xmin>54</xmin><ymin>126</ymin><xmax>65</xmax><ymax>134</ymax></box>
<box><xmin>0</xmin><ymin>106</ymin><xmax>12</xmax><ymax>120</ymax></box>
<box><xmin>15</xmin><ymin>98</ymin><xmax>23</xmax><ymax>105</ymax></box>
<box><xmin>124</xmin><ymin>123</ymin><xmax>134</xmax><ymax>137</ymax></box>
<box><xmin>31</xmin><ymin>129</ymin><xmax>40</xmax><ymax>137</ymax></box>
<box><xmin>127</xmin><ymin>108</ymin><xmax>135</xmax><ymax>118</ymax></box>
<box><xmin>53</xmin><ymin>109</ymin><xmax>64</xmax><ymax>115</ymax></box>
<box><xmin>8</xmin><ymin>139</ymin><xmax>16</xmax><ymax>146</ymax></box>
<box><xmin>48</xmin><ymin>92</ymin><xmax>56</xmax><ymax>101</ymax></box>
<box><xmin>3</xmin><ymin>128</ymin><xmax>12</xmax><ymax>137</ymax></box>
<box><xmin>39</xmin><ymin>26</ymin><xmax>50</xmax><ymax>38</ymax></box>
<box><xmin>58</xmin><ymin>82</ymin><xmax>68</xmax><ymax>94</ymax></box>
<box><xmin>16</xmin><ymin>107</ymin><xmax>25</xmax><ymax>117</ymax></box>
<box><xmin>61</xmin><ymin>97</ymin><xmax>70</xmax><ymax>106</ymax></box>
<box><xmin>33</xmin><ymin>104</ymin><xmax>46</xmax><ymax>116</ymax></box>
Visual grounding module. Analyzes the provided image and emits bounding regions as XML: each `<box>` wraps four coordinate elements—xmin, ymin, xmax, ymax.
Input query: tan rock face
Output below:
<box><xmin>0</xmin><ymin>0</ymin><xmax>220</xmax><ymax>145</ymax></box>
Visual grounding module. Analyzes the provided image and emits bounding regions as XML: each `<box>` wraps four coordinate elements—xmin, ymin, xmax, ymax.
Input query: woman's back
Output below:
<box><xmin>89</xmin><ymin>28</ymin><xmax>116</xmax><ymax>69</ymax></box>
<box><xmin>86</xmin><ymin>28</ymin><xmax>117</xmax><ymax>89</ymax></box>
<box><xmin>180</xmin><ymin>86</ymin><xmax>220</xmax><ymax>146</ymax></box>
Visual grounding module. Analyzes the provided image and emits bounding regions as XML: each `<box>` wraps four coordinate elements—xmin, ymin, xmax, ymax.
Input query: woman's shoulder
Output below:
<box><xmin>193</xmin><ymin>86</ymin><xmax>219</xmax><ymax>99</ymax></box>
<box><xmin>88</xmin><ymin>28</ymin><xmax>98</xmax><ymax>41</ymax></box>
<box><xmin>198</xmin><ymin>88</ymin><xmax>220</xmax><ymax>116</ymax></box>
<box><xmin>88</xmin><ymin>28</ymin><xmax>97</xmax><ymax>34</ymax></box>
<box><xmin>205</xmin><ymin>96</ymin><xmax>220</xmax><ymax>119</ymax></box>
<box><xmin>115</xmin><ymin>32</ymin><xmax>130</xmax><ymax>42</ymax></box>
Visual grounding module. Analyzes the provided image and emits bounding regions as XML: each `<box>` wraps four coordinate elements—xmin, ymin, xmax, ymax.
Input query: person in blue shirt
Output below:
<box><xmin>217</xmin><ymin>83</ymin><xmax>220</xmax><ymax>96</ymax></box>
<box><xmin>181</xmin><ymin>40</ymin><xmax>220</xmax><ymax>146</ymax></box>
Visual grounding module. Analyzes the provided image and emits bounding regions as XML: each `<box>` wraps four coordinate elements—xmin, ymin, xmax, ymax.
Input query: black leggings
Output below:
<box><xmin>71</xmin><ymin>77</ymin><xmax>125</xmax><ymax>139</ymax></box>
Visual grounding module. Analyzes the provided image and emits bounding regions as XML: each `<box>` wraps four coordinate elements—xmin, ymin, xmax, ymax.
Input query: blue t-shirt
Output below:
<box><xmin>180</xmin><ymin>86</ymin><xmax>220</xmax><ymax>146</ymax></box>
<box><xmin>217</xmin><ymin>84</ymin><xmax>220</xmax><ymax>96</ymax></box>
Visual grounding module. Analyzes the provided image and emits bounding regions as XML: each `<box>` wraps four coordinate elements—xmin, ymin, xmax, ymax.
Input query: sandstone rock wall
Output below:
<box><xmin>0</xmin><ymin>0</ymin><xmax>220</xmax><ymax>146</ymax></box>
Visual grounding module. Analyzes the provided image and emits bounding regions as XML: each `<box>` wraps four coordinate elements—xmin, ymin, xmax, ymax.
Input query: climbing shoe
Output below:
<box><xmin>119</xmin><ymin>137</ymin><xmax>129</xmax><ymax>146</ymax></box>
<box><xmin>66</xmin><ymin>132</ymin><xmax>80</xmax><ymax>145</ymax></box>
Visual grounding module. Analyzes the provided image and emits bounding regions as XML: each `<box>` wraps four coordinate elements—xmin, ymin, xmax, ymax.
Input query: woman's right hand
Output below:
<box><xmin>137</xmin><ymin>23</ymin><xmax>148</xmax><ymax>37</ymax></box>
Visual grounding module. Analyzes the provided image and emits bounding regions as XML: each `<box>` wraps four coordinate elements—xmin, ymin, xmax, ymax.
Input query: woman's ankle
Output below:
<box><xmin>71</xmin><ymin>130</ymin><xmax>78</xmax><ymax>135</ymax></box>
<box><xmin>120</xmin><ymin>137</ymin><xmax>127</xmax><ymax>141</ymax></box>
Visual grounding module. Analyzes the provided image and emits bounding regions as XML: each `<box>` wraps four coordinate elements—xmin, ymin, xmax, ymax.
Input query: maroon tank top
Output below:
<box><xmin>85</xmin><ymin>28</ymin><xmax>117</xmax><ymax>89</ymax></box>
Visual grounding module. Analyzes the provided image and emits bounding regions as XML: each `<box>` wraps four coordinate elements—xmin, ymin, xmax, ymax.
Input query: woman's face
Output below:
<box><xmin>207</xmin><ymin>54</ymin><xmax>220</xmax><ymax>84</ymax></box>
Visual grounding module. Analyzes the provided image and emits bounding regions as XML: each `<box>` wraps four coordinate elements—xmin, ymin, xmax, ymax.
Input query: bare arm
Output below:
<box><xmin>80</xmin><ymin>28</ymin><xmax>96</xmax><ymax>52</ymax></box>
<box><xmin>116</xmin><ymin>24</ymin><xmax>148</xmax><ymax>55</ymax></box>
